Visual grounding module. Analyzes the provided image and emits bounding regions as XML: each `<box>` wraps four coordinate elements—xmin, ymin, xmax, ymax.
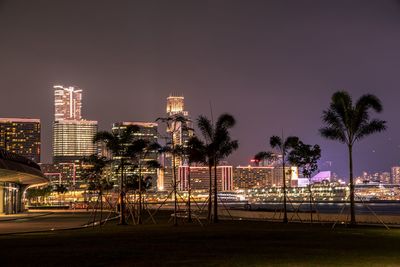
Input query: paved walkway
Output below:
<box><xmin>0</xmin><ymin>211</ymin><xmax>97</xmax><ymax>235</ymax></box>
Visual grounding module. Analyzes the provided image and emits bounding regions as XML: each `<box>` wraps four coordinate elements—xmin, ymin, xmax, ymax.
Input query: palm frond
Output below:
<box><xmin>254</xmin><ymin>151</ymin><xmax>274</xmax><ymax>162</ymax></box>
<box><xmin>216</xmin><ymin>113</ymin><xmax>236</xmax><ymax>131</ymax></box>
<box><xmin>355</xmin><ymin>119</ymin><xmax>387</xmax><ymax>142</ymax></box>
<box><xmin>284</xmin><ymin>136</ymin><xmax>299</xmax><ymax>149</ymax></box>
<box><xmin>197</xmin><ymin>115</ymin><xmax>214</xmax><ymax>142</ymax></box>
<box><xmin>270</xmin><ymin>136</ymin><xmax>282</xmax><ymax>149</ymax></box>
<box><xmin>319</xmin><ymin>127</ymin><xmax>347</xmax><ymax>143</ymax></box>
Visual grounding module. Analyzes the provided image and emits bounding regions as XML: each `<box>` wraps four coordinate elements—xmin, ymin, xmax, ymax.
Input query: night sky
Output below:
<box><xmin>1</xmin><ymin>0</ymin><xmax>400</xmax><ymax>178</ymax></box>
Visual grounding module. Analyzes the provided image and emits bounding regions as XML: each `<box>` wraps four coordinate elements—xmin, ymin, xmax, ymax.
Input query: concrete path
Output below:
<box><xmin>0</xmin><ymin>211</ymin><xmax>97</xmax><ymax>235</ymax></box>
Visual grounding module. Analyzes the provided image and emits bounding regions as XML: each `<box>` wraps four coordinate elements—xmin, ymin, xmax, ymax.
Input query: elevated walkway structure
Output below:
<box><xmin>0</xmin><ymin>150</ymin><xmax>48</xmax><ymax>214</ymax></box>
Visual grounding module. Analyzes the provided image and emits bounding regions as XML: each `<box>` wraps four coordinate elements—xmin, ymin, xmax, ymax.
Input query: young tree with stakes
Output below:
<box><xmin>192</xmin><ymin>113</ymin><xmax>238</xmax><ymax>223</ymax></box>
<box><xmin>255</xmin><ymin>135</ymin><xmax>299</xmax><ymax>223</ymax></box>
<box><xmin>94</xmin><ymin>125</ymin><xmax>140</xmax><ymax>225</ymax></box>
<box><xmin>157</xmin><ymin>114</ymin><xmax>190</xmax><ymax>226</ymax></box>
<box><xmin>288</xmin><ymin>141</ymin><xmax>321</xmax><ymax>223</ymax></box>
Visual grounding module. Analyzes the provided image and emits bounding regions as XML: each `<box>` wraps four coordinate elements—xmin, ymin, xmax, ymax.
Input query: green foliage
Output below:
<box><xmin>126</xmin><ymin>175</ymin><xmax>153</xmax><ymax>191</ymax></box>
<box><xmin>288</xmin><ymin>142</ymin><xmax>321</xmax><ymax>178</ymax></box>
<box><xmin>26</xmin><ymin>185</ymin><xmax>52</xmax><ymax>200</ymax></box>
<box><xmin>82</xmin><ymin>154</ymin><xmax>111</xmax><ymax>192</ymax></box>
<box><xmin>54</xmin><ymin>184</ymin><xmax>68</xmax><ymax>194</ymax></box>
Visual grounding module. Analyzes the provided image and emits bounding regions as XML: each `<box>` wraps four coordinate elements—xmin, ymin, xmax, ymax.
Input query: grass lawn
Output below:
<box><xmin>1</xmin><ymin>215</ymin><xmax>399</xmax><ymax>266</ymax></box>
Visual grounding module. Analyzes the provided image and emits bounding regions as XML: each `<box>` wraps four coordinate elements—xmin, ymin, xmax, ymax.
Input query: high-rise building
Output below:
<box><xmin>392</xmin><ymin>167</ymin><xmax>400</xmax><ymax>185</ymax></box>
<box><xmin>54</xmin><ymin>85</ymin><xmax>82</xmax><ymax>121</ymax></box>
<box><xmin>165</xmin><ymin>94</ymin><xmax>192</xmax><ymax>166</ymax></box>
<box><xmin>234</xmin><ymin>166</ymin><xmax>274</xmax><ymax>190</ymax></box>
<box><xmin>53</xmin><ymin>120</ymin><xmax>98</xmax><ymax>163</ymax></box>
<box><xmin>0</xmin><ymin>118</ymin><xmax>41</xmax><ymax>162</ymax></box>
<box><xmin>111</xmin><ymin>121</ymin><xmax>159</xmax><ymax>189</ymax></box>
<box><xmin>161</xmin><ymin>165</ymin><xmax>233</xmax><ymax>192</ymax></box>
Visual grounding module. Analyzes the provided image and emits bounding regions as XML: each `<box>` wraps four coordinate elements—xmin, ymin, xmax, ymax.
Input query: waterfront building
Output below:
<box><xmin>392</xmin><ymin>167</ymin><xmax>400</xmax><ymax>185</ymax></box>
<box><xmin>0</xmin><ymin>118</ymin><xmax>41</xmax><ymax>163</ymax></box>
<box><xmin>161</xmin><ymin>165</ymin><xmax>233</xmax><ymax>192</ymax></box>
<box><xmin>54</xmin><ymin>85</ymin><xmax>82</xmax><ymax>121</ymax></box>
<box><xmin>53</xmin><ymin>120</ymin><xmax>98</xmax><ymax>163</ymax></box>
<box><xmin>311</xmin><ymin>171</ymin><xmax>331</xmax><ymax>184</ymax></box>
<box><xmin>233</xmin><ymin>166</ymin><xmax>274</xmax><ymax>190</ymax></box>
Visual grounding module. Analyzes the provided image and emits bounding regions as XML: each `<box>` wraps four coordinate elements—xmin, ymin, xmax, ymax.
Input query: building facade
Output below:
<box><xmin>54</xmin><ymin>85</ymin><xmax>82</xmax><ymax>121</ymax></box>
<box><xmin>165</xmin><ymin>95</ymin><xmax>193</xmax><ymax>166</ymax></box>
<box><xmin>53</xmin><ymin>120</ymin><xmax>98</xmax><ymax>163</ymax></box>
<box><xmin>111</xmin><ymin>121</ymin><xmax>159</xmax><ymax>189</ymax></box>
<box><xmin>233</xmin><ymin>166</ymin><xmax>274</xmax><ymax>190</ymax></box>
<box><xmin>0</xmin><ymin>118</ymin><xmax>41</xmax><ymax>163</ymax></box>
<box><xmin>161</xmin><ymin>165</ymin><xmax>234</xmax><ymax>192</ymax></box>
<box><xmin>392</xmin><ymin>167</ymin><xmax>400</xmax><ymax>185</ymax></box>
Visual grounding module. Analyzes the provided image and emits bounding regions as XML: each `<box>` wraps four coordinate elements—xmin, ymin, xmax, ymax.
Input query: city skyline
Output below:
<box><xmin>1</xmin><ymin>1</ymin><xmax>400</xmax><ymax>177</ymax></box>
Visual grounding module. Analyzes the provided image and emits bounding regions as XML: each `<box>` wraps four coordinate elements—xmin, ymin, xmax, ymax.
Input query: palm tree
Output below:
<box><xmin>157</xmin><ymin>114</ymin><xmax>190</xmax><ymax>226</ymax></box>
<box><xmin>255</xmin><ymin>135</ymin><xmax>299</xmax><ymax>223</ymax></box>
<box><xmin>194</xmin><ymin>114</ymin><xmax>238</xmax><ymax>223</ymax></box>
<box><xmin>82</xmin><ymin>154</ymin><xmax>110</xmax><ymax>225</ymax></box>
<box><xmin>127</xmin><ymin>139</ymin><xmax>161</xmax><ymax>224</ymax></box>
<box><xmin>177</xmin><ymin>137</ymin><xmax>207</xmax><ymax>222</ymax></box>
<box><xmin>94</xmin><ymin>125</ymin><xmax>139</xmax><ymax>225</ymax></box>
<box><xmin>287</xmin><ymin>141</ymin><xmax>321</xmax><ymax>223</ymax></box>
<box><xmin>54</xmin><ymin>184</ymin><xmax>68</xmax><ymax>206</ymax></box>
<box><xmin>320</xmin><ymin>91</ymin><xmax>386</xmax><ymax>226</ymax></box>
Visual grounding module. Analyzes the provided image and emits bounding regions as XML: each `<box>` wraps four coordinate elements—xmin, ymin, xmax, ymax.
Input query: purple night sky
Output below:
<box><xmin>0</xmin><ymin>0</ymin><xmax>400</xmax><ymax>178</ymax></box>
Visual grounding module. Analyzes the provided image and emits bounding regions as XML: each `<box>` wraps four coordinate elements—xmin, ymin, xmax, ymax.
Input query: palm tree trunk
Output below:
<box><xmin>119</xmin><ymin>160</ymin><xmax>127</xmax><ymax>225</ymax></box>
<box><xmin>208</xmin><ymin>163</ymin><xmax>212</xmax><ymax>222</ymax></box>
<box><xmin>172</xmin><ymin>141</ymin><xmax>178</xmax><ymax>226</ymax></box>
<box><xmin>349</xmin><ymin>144</ymin><xmax>356</xmax><ymax>226</ymax></box>
<box><xmin>282</xmin><ymin>159</ymin><xmax>288</xmax><ymax>223</ymax></box>
<box><xmin>308</xmin><ymin>183</ymin><xmax>313</xmax><ymax>224</ymax></box>
<box><xmin>213</xmin><ymin>161</ymin><xmax>218</xmax><ymax>223</ymax></box>
<box><xmin>100</xmin><ymin>189</ymin><xmax>103</xmax><ymax>226</ymax></box>
<box><xmin>188</xmin><ymin>165</ymin><xmax>192</xmax><ymax>223</ymax></box>
<box><xmin>138</xmin><ymin>162</ymin><xmax>142</xmax><ymax>224</ymax></box>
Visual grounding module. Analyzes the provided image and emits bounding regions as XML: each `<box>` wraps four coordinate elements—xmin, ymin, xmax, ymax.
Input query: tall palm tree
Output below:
<box><xmin>255</xmin><ymin>135</ymin><xmax>299</xmax><ymax>223</ymax></box>
<box><xmin>194</xmin><ymin>114</ymin><xmax>238</xmax><ymax>223</ymax></box>
<box><xmin>94</xmin><ymin>125</ymin><xmax>139</xmax><ymax>225</ymax></box>
<box><xmin>320</xmin><ymin>91</ymin><xmax>386</xmax><ymax>226</ymax></box>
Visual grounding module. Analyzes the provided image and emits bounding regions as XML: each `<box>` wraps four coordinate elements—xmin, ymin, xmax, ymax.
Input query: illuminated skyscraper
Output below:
<box><xmin>111</xmin><ymin>121</ymin><xmax>159</xmax><ymax>189</ymax></box>
<box><xmin>0</xmin><ymin>118</ymin><xmax>41</xmax><ymax>162</ymax></box>
<box><xmin>53</xmin><ymin>120</ymin><xmax>98</xmax><ymax>163</ymax></box>
<box><xmin>166</xmin><ymin>94</ymin><xmax>192</xmax><ymax>166</ymax></box>
<box><xmin>54</xmin><ymin>85</ymin><xmax>82</xmax><ymax>121</ymax></box>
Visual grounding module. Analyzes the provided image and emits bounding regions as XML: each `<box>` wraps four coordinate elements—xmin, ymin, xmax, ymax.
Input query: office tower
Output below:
<box><xmin>165</xmin><ymin>94</ymin><xmax>193</xmax><ymax>166</ymax></box>
<box><xmin>112</xmin><ymin>122</ymin><xmax>158</xmax><ymax>143</ymax></box>
<box><xmin>111</xmin><ymin>121</ymin><xmax>159</xmax><ymax>189</ymax></box>
<box><xmin>0</xmin><ymin>118</ymin><xmax>41</xmax><ymax>162</ymax></box>
<box><xmin>54</xmin><ymin>85</ymin><xmax>82</xmax><ymax>121</ymax></box>
<box><xmin>53</xmin><ymin>120</ymin><xmax>98</xmax><ymax>163</ymax></box>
